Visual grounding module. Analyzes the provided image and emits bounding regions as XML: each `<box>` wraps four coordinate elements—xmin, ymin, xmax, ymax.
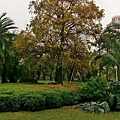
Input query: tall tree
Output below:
<box><xmin>0</xmin><ymin>13</ymin><xmax>17</xmax><ymax>83</ymax></box>
<box><xmin>28</xmin><ymin>0</ymin><xmax>104</xmax><ymax>84</ymax></box>
<box><xmin>94</xmin><ymin>23</ymin><xmax>120</xmax><ymax>81</ymax></box>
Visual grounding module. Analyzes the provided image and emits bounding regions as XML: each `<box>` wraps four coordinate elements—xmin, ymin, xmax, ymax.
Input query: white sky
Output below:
<box><xmin>95</xmin><ymin>0</ymin><xmax>120</xmax><ymax>28</ymax></box>
<box><xmin>0</xmin><ymin>0</ymin><xmax>120</xmax><ymax>30</ymax></box>
<box><xmin>0</xmin><ymin>0</ymin><xmax>31</xmax><ymax>30</ymax></box>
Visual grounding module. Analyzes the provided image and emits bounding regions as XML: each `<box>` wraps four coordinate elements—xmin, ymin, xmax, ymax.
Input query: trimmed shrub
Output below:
<box><xmin>58</xmin><ymin>89</ymin><xmax>81</xmax><ymax>106</ymax></box>
<box><xmin>0</xmin><ymin>95</ymin><xmax>20</xmax><ymax>112</ymax></box>
<box><xmin>42</xmin><ymin>91</ymin><xmax>62</xmax><ymax>109</ymax></box>
<box><xmin>70</xmin><ymin>89</ymin><xmax>81</xmax><ymax>104</ymax></box>
<box><xmin>19</xmin><ymin>93</ymin><xmax>45</xmax><ymax>111</ymax></box>
<box><xmin>59</xmin><ymin>90</ymin><xmax>74</xmax><ymax>106</ymax></box>
<box><xmin>0</xmin><ymin>88</ymin><xmax>82</xmax><ymax>112</ymax></box>
<box><xmin>0</xmin><ymin>95</ymin><xmax>11</xmax><ymax>112</ymax></box>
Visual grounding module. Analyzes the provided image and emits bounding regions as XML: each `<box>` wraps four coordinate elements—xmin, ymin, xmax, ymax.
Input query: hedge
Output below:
<box><xmin>0</xmin><ymin>89</ymin><xmax>82</xmax><ymax>112</ymax></box>
<box><xmin>0</xmin><ymin>77</ymin><xmax>109</xmax><ymax>112</ymax></box>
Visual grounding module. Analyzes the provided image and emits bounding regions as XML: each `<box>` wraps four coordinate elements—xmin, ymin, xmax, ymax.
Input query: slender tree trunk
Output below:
<box><xmin>117</xmin><ymin>66</ymin><xmax>120</xmax><ymax>81</ymax></box>
<box><xmin>77</xmin><ymin>70</ymin><xmax>82</xmax><ymax>82</ymax></box>
<box><xmin>114</xmin><ymin>65</ymin><xmax>118</xmax><ymax>81</ymax></box>
<box><xmin>37</xmin><ymin>71</ymin><xmax>40</xmax><ymax>81</ymax></box>
<box><xmin>1</xmin><ymin>63</ymin><xmax>7</xmax><ymax>83</ymax></box>
<box><xmin>106</xmin><ymin>66</ymin><xmax>109</xmax><ymax>81</ymax></box>
<box><xmin>49</xmin><ymin>67</ymin><xmax>54</xmax><ymax>81</ymax></box>
<box><xmin>57</xmin><ymin>66</ymin><xmax>63</xmax><ymax>84</ymax></box>
<box><xmin>69</xmin><ymin>66</ymin><xmax>75</xmax><ymax>83</ymax></box>
<box><xmin>49</xmin><ymin>71</ymin><xmax>53</xmax><ymax>81</ymax></box>
<box><xmin>106</xmin><ymin>48</ymin><xmax>109</xmax><ymax>81</ymax></box>
<box><xmin>42</xmin><ymin>71</ymin><xmax>46</xmax><ymax>80</ymax></box>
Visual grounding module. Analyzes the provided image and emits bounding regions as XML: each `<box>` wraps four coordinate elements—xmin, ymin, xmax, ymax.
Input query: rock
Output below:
<box><xmin>99</xmin><ymin>101</ymin><xmax>110</xmax><ymax>113</ymax></box>
<box><xmin>73</xmin><ymin>101</ymin><xmax>110</xmax><ymax>114</ymax></box>
<box><xmin>98</xmin><ymin>108</ymin><xmax>105</xmax><ymax>114</ymax></box>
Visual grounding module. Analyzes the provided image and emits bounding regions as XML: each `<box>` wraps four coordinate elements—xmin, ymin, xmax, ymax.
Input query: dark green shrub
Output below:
<box><xmin>0</xmin><ymin>95</ymin><xmax>20</xmax><ymax>112</ymax></box>
<box><xmin>58</xmin><ymin>89</ymin><xmax>81</xmax><ymax>106</ymax></box>
<box><xmin>0</xmin><ymin>95</ymin><xmax>10</xmax><ymax>112</ymax></box>
<box><xmin>0</xmin><ymin>88</ymin><xmax>82</xmax><ymax>112</ymax></box>
<box><xmin>80</xmin><ymin>76</ymin><xmax>109</xmax><ymax>101</ymax></box>
<box><xmin>42</xmin><ymin>91</ymin><xmax>62</xmax><ymax>109</ymax></box>
<box><xmin>19</xmin><ymin>93</ymin><xmax>45</xmax><ymax>111</ymax></box>
<box><xmin>109</xmin><ymin>82</ymin><xmax>120</xmax><ymax>95</ymax></box>
<box><xmin>70</xmin><ymin>89</ymin><xmax>81</xmax><ymax>104</ymax></box>
<box><xmin>8</xmin><ymin>95</ymin><xmax>21</xmax><ymax>111</ymax></box>
<box><xmin>59</xmin><ymin>90</ymin><xmax>74</xmax><ymax>106</ymax></box>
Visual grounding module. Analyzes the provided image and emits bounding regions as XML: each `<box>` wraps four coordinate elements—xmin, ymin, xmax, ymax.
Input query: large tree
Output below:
<box><xmin>0</xmin><ymin>13</ymin><xmax>17</xmax><ymax>83</ymax></box>
<box><xmin>28</xmin><ymin>0</ymin><xmax>104</xmax><ymax>84</ymax></box>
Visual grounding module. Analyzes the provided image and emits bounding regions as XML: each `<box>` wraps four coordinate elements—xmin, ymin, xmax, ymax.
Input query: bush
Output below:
<box><xmin>71</xmin><ymin>89</ymin><xmax>82</xmax><ymax>104</ymax></box>
<box><xmin>58</xmin><ymin>89</ymin><xmax>81</xmax><ymax>106</ymax></box>
<box><xmin>0</xmin><ymin>95</ymin><xmax>11</xmax><ymax>112</ymax></box>
<box><xmin>19</xmin><ymin>93</ymin><xmax>45</xmax><ymax>111</ymax></box>
<box><xmin>80</xmin><ymin>76</ymin><xmax>109</xmax><ymax>101</ymax></box>
<box><xmin>59</xmin><ymin>90</ymin><xmax>74</xmax><ymax>106</ymax></box>
<box><xmin>109</xmin><ymin>82</ymin><xmax>120</xmax><ymax>94</ymax></box>
<box><xmin>42</xmin><ymin>91</ymin><xmax>62</xmax><ymax>109</ymax></box>
<box><xmin>0</xmin><ymin>95</ymin><xmax>20</xmax><ymax>112</ymax></box>
<box><xmin>0</xmin><ymin>88</ymin><xmax>82</xmax><ymax>112</ymax></box>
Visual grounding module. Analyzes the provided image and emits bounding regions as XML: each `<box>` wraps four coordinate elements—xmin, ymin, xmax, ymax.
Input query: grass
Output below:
<box><xmin>0</xmin><ymin>106</ymin><xmax>120</xmax><ymax>120</ymax></box>
<box><xmin>0</xmin><ymin>81</ymin><xmax>81</xmax><ymax>94</ymax></box>
<box><xmin>0</xmin><ymin>82</ymin><xmax>119</xmax><ymax>120</ymax></box>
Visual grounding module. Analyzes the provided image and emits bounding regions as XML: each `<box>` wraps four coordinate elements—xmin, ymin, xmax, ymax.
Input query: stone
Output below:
<box><xmin>73</xmin><ymin>101</ymin><xmax>110</xmax><ymax>114</ymax></box>
<box><xmin>98</xmin><ymin>108</ymin><xmax>105</xmax><ymax>114</ymax></box>
<box><xmin>99</xmin><ymin>101</ymin><xmax>110</xmax><ymax>113</ymax></box>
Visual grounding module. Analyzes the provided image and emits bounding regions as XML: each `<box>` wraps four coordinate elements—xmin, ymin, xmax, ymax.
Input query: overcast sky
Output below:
<box><xmin>0</xmin><ymin>0</ymin><xmax>31</xmax><ymax>30</ymax></box>
<box><xmin>0</xmin><ymin>0</ymin><xmax>120</xmax><ymax>30</ymax></box>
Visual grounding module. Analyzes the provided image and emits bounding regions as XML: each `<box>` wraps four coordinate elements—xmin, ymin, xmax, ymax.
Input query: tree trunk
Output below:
<box><xmin>55</xmin><ymin>65</ymin><xmax>63</xmax><ymax>85</ymax></box>
<box><xmin>69</xmin><ymin>66</ymin><xmax>75</xmax><ymax>83</ymax></box>
<box><xmin>106</xmin><ymin>66</ymin><xmax>109</xmax><ymax>81</ymax></box>
<box><xmin>117</xmin><ymin>66</ymin><xmax>120</xmax><ymax>81</ymax></box>
<box><xmin>9</xmin><ymin>75</ymin><xmax>16</xmax><ymax>83</ymax></box>
<box><xmin>54</xmin><ymin>18</ymin><xmax>64</xmax><ymax>85</ymax></box>
<box><xmin>37</xmin><ymin>71</ymin><xmax>40</xmax><ymax>81</ymax></box>
<box><xmin>49</xmin><ymin>72</ymin><xmax>53</xmax><ymax>81</ymax></box>
<box><xmin>1</xmin><ymin>64</ymin><xmax>7</xmax><ymax>83</ymax></box>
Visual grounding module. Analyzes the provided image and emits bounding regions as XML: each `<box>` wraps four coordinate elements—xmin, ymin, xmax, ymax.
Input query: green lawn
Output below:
<box><xmin>0</xmin><ymin>81</ymin><xmax>81</xmax><ymax>94</ymax></box>
<box><xmin>0</xmin><ymin>106</ymin><xmax>119</xmax><ymax>120</ymax></box>
<box><xmin>0</xmin><ymin>82</ymin><xmax>119</xmax><ymax>120</ymax></box>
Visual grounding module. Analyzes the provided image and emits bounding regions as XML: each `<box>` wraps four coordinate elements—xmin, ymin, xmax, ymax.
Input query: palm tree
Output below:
<box><xmin>0</xmin><ymin>12</ymin><xmax>17</xmax><ymax>83</ymax></box>
<box><xmin>93</xmin><ymin>23</ymin><xmax>120</xmax><ymax>81</ymax></box>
